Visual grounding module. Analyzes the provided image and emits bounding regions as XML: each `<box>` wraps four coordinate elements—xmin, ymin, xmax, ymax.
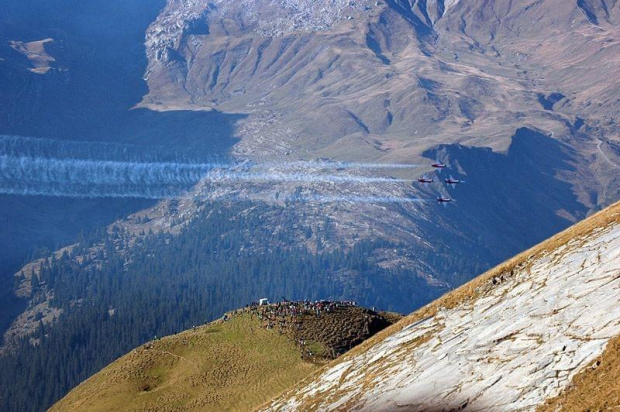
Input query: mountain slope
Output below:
<box><xmin>138</xmin><ymin>0</ymin><xmax>620</xmax><ymax>289</ymax></box>
<box><xmin>2</xmin><ymin>1</ymin><xmax>620</xmax><ymax>410</ymax></box>
<box><xmin>0</xmin><ymin>0</ymin><xmax>240</xmax><ymax>276</ymax></box>
<box><xmin>51</xmin><ymin>305</ymin><xmax>398</xmax><ymax>412</ymax></box>
<box><xmin>51</xmin><ymin>314</ymin><xmax>317</xmax><ymax>412</ymax></box>
<box><xmin>143</xmin><ymin>0</ymin><xmax>620</xmax><ymax>165</ymax></box>
<box><xmin>264</xmin><ymin>200</ymin><xmax>620</xmax><ymax>411</ymax></box>
<box><xmin>541</xmin><ymin>333</ymin><xmax>620</xmax><ymax>410</ymax></box>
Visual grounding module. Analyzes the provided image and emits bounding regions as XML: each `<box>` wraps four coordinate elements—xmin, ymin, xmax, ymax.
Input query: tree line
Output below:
<box><xmin>0</xmin><ymin>202</ymin><xmax>445</xmax><ymax>412</ymax></box>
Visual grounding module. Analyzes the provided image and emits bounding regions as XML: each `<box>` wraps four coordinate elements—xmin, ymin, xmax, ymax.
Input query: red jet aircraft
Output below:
<box><xmin>431</xmin><ymin>161</ymin><xmax>447</xmax><ymax>171</ymax></box>
<box><xmin>445</xmin><ymin>176</ymin><xmax>465</xmax><ymax>187</ymax></box>
<box><xmin>417</xmin><ymin>176</ymin><xmax>434</xmax><ymax>184</ymax></box>
<box><xmin>437</xmin><ymin>197</ymin><xmax>455</xmax><ymax>204</ymax></box>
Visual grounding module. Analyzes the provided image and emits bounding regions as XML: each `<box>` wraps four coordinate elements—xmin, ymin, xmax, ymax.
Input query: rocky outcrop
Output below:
<box><xmin>9</xmin><ymin>39</ymin><xmax>58</xmax><ymax>74</ymax></box>
<box><xmin>265</xmin><ymin>201</ymin><xmax>620</xmax><ymax>411</ymax></box>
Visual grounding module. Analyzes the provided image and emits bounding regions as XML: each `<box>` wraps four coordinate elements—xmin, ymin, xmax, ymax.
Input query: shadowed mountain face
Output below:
<box><xmin>0</xmin><ymin>0</ymin><xmax>166</xmax><ymax>277</ymax></box>
<box><xmin>0</xmin><ymin>0</ymin><xmax>243</xmax><ymax>274</ymax></box>
<box><xmin>378</xmin><ymin>127</ymin><xmax>590</xmax><ymax>289</ymax></box>
<box><xmin>0</xmin><ymin>0</ymin><xmax>244</xmax><ymax>348</ymax></box>
<box><xmin>1</xmin><ymin>1</ymin><xmax>619</xmax><ymax>410</ymax></box>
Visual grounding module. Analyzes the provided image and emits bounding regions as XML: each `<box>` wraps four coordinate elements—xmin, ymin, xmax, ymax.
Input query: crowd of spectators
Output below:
<box><xmin>224</xmin><ymin>299</ymin><xmax>358</xmax><ymax>359</ymax></box>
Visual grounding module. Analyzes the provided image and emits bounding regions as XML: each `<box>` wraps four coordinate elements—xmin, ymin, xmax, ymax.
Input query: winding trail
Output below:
<box><xmin>158</xmin><ymin>350</ymin><xmax>201</xmax><ymax>372</ymax></box>
<box><xmin>597</xmin><ymin>139</ymin><xmax>620</xmax><ymax>168</ymax></box>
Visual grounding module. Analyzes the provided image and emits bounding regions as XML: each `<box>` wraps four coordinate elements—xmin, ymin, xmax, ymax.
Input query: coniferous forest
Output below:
<box><xmin>0</xmin><ymin>202</ymin><xmax>446</xmax><ymax>412</ymax></box>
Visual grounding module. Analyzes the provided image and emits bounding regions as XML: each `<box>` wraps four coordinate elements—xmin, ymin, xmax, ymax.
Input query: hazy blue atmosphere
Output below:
<box><xmin>0</xmin><ymin>0</ymin><xmax>618</xmax><ymax>410</ymax></box>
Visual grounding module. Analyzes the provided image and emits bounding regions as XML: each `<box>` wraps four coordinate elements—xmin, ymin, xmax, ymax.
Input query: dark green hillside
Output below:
<box><xmin>0</xmin><ymin>202</ymin><xmax>440</xmax><ymax>412</ymax></box>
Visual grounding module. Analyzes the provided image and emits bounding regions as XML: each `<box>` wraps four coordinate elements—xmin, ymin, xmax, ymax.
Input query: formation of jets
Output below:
<box><xmin>416</xmin><ymin>161</ymin><xmax>465</xmax><ymax>205</ymax></box>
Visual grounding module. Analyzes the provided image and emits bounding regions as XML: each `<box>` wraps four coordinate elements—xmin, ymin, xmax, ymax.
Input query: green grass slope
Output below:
<box><xmin>51</xmin><ymin>314</ymin><xmax>317</xmax><ymax>412</ymax></box>
<box><xmin>51</xmin><ymin>304</ymin><xmax>398</xmax><ymax>411</ymax></box>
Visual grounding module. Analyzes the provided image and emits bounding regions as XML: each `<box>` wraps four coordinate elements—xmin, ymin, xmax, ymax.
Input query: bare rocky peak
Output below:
<box><xmin>211</xmin><ymin>0</ymin><xmax>376</xmax><ymax>36</ymax></box>
<box><xmin>392</xmin><ymin>0</ymin><xmax>460</xmax><ymax>26</ymax></box>
<box><xmin>145</xmin><ymin>0</ymin><xmax>378</xmax><ymax>72</ymax></box>
<box><xmin>144</xmin><ymin>0</ymin><xmax>206</xmax><ymax>70</ymax></box>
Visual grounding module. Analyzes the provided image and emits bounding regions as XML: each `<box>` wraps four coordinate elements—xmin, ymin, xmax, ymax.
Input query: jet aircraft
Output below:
<box><xmin>417</xmin><ymin>176</ymin><xmax>434</xmax><ymax>185</ymax></box>
<box><xmin>437</xmin><ymin>196</ymin><xmax>455</xmax><ymax>204</ymax></box>
<box><xmin>445</xmin><ymin>176</ymin><xmax>464</xmax><ymax>187</ymax></box>
<box><xmin>431</xmin><ymin>161</ymin><xmax>447</xmax><ymax>171</ymax></box>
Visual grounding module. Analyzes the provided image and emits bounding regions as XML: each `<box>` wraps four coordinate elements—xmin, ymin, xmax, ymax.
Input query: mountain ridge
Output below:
<box><xmin>1</xmin><ymin>1</ymin><xmax>619</xmax><ymax>410</ymax></box>
<box><xmin>50</xmin><ymin>302</ymin><xmax>400</xmax><ymax>412</ymax></box>
<box><xmin>264</xmin><ymin>200</ymin><xmax>620</xmax><ymax>410</ymax></box>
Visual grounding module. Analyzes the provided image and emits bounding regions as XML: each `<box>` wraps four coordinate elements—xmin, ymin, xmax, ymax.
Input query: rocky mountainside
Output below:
<box><xmin>3</xmin><ymin>0</ymin><xmax>617</xmax><ymax>308</ymax></box>
<box><xmin>264</xmin><ymin>200</ymin><xmax>620</xmax><ymax>411</ymax></box>
<box><xmin>143</xmin><ymin>0</ymin><xmax>620</xmax><ymax>161</ymax></box>
<box><xmin>138</xmin><ymin>0</ymin><xmax>620</xmax><ymax>284</ymax></box>
<box><xmin>1</xmin><ymin>1</ymin><xmax>620</xmax><ymax>410</ymax></box>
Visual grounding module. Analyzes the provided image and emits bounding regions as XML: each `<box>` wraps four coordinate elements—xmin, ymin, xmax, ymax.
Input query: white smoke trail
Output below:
<box><xmin>0</xmin><ymin>134</ymin><xmax>228</xmax><ymax>164</ymax></box>
<box><xmin>213</xmin><ymin>170</ymin><xmax>409</xmax><ymax>184</ymax></box>
<box><xmin>248</xmin><ymin>160</ymin><xmax>419</xmax><ymax>170</ymax></box>
<box><xmin>0</xmin><ymin>184</ymin><xmax>431</xmax><ymax>205</ymax></box>
<box><xmin>0</xmin><ymin>136</ymin><xmax>422</xmax><ymax>200</ymax></box>
<box><xmin>0</xmin><ymin>183</ymin><xmax>182</xmax><ymax>199</ymax></box>
<box><xmin>283</xmin><ymin>194</ymin><xmax>432</xmax><ymax>204</ymax></box>
<box><xmin>0</xmin><ymin>156</ymin><xmax>411</xmax><ymax>186</ymax></box>
<box><xmin>0</xmin><ymin>135</ymin><xmax>418</xmax><ymax>170</ymax></box>
<box><xmin>0</xmin><ymin>155</ymin><xmax>219</xmax><ymax>186</ymax></box>
<box><xmin>0</xmin><ymin>156</ymin><xmax>414</xmax><ymax>199</ymax></box>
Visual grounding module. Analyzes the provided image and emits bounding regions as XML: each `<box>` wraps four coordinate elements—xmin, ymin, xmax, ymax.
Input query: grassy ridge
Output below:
<box><xmin>51</xmin><ymin>314</ymin><xmax>318</xmax><ymax>412</ymax></box>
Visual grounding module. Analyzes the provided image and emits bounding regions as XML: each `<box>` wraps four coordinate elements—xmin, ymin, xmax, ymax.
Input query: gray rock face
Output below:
<box><xmin>265</xmin><ymin>211</ymin><xmax>620</xmax><ymax>411</ymax></box>
<box><xmin>212</xmin><ymin>0</ymin><xmax>376</xmax><ymax>36</ymax></box>
<box><xmin>144</xmin><ymin>0</ymin><xmax>378</xmax><ymax>77</ymax></box>
<box><xmin>144</xmin><ymin>0</ymin><xmax>206</xmax><ymax>74</ymax></box>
